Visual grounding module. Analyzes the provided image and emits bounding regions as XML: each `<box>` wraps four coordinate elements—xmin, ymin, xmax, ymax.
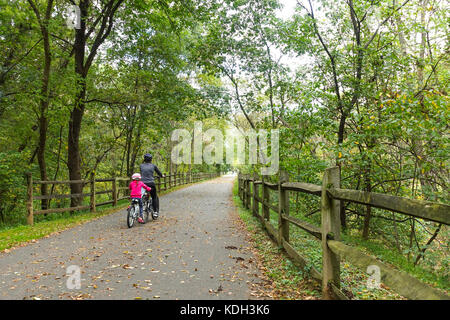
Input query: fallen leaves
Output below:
<box><xmin>63</xmin><ymin>293</ymin><xmax>92</xmax><ymax>300</ymax></box>
<box><xmin>231</xmin><ymin>256</ymin><xmax>245</xmax><ymax>262</ymax></box>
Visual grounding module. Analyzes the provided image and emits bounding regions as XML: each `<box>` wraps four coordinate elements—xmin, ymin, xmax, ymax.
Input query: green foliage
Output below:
<box><xmin>0</xmin><ymin>0</ymin><xmax>448</xmax><ymax>298</ymax></box>
<box><xmin>0</xmin><ymin>151</ymin><xmax>32</xmax><ymax>226</ymax></box>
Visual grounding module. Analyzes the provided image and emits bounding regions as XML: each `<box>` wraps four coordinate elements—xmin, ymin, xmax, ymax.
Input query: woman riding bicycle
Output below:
<box><xmin>140</xmin><ymin>153</ymin><xmax>164</xmax><ymax>218</ymax></box>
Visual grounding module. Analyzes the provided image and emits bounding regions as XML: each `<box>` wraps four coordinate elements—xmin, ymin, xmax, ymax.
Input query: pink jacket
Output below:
<box><xmin>129</xmin><ymin>180</ymin><xmax>151</xmax><ymax>198</ymax></box>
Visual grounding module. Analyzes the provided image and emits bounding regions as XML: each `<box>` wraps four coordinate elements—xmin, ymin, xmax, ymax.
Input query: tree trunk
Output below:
<box><xmin>37</xmin><ymin>23</ymin><xmax>51</xmax><ymax>211</ymax></box>
<box><xmin>68</xmin><ymin>84</ymin><xmax>86</xmax><ymax>207</ymax></box>
<box><xmin>27</xmin><ymin>0</ymin><xmax>54</xmax><ymax>211</ymax></box>
<box><xmin>68</xmin><ymin>0</ymin><xmax>88</xmax><ymax>208</ymax></box>
<box><xmin>37</xmin><ymin>113</ymin><xmax>49</xmax><ymax>210</ymax></box>
<box><xmin>362</xmin><ymin>158</ymin><xmax>373</xmax><ymax>239</ymax></box>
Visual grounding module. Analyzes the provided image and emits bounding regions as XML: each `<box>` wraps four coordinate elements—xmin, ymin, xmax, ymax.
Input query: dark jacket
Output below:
<box><xmin>140</xmin><ymin>163</ymin><xmax>162</xmax><ymax>184</ymax></box>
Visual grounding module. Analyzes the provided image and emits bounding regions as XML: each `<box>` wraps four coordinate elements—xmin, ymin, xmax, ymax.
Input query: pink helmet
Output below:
<box><xmin>132</xmin><ymin>173</ymin><xmax>141</xmax><ymax>180</ymax></box>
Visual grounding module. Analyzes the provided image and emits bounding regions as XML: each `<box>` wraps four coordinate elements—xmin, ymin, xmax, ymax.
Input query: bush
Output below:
<box><xmin>0</xmin><ymin>151</ymin><xmax>31</xmax><ymax>226</ymax></box>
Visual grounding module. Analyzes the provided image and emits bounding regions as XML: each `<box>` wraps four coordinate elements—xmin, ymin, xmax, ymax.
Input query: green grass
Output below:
<box><xmin>0</xmin><ymin>200</ymin><xmax>128</xmax><ymax>252</ymax></box>
<box><xmin>0</xmin><ymin>177</ymin><xmax>215</xmax><ymax>252</ymax></box>
<box><xmin>341</xmin><ymin>234</ymin><xmax>449</xmax><ymax>291</ymax></box>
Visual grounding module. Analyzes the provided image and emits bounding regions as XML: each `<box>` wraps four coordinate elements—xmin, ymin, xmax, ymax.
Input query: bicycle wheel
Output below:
<box><xmin>127</xmin><ymin>206</ymin><xmax>135</xmax><ymax>228</ymax></box>
<box><xmin>143</xmin><ymin>202</ymin><xmax>149</xmax><ymax>223</ymax></box>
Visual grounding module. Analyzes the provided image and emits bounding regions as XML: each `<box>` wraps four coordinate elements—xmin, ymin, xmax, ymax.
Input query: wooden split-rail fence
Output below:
<box><xmin>238</xmin><ymin>167</ymin><xmax>449</xmax><ymax>300</ymax></box>
<box><xmin>26</xmin><ymin>171</ymin><xmax>220</xmax><ymax>225</ymax></box>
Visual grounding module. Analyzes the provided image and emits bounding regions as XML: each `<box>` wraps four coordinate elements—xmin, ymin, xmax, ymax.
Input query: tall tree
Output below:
<box><xmin>27</xmin><ymin>0</ymin><xmax>54</xmax><ymax>210</ymax></box>
<box><xmin>68</xmin><ymin>0</ymin><xmax>124</xmax><ymax>206</ymax></box>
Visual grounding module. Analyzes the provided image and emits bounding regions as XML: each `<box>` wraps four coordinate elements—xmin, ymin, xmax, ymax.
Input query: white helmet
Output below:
<box><xmin>132</xmin><ymin>173</ymin><xmax>141</xmax><ymax>180</ymax></box>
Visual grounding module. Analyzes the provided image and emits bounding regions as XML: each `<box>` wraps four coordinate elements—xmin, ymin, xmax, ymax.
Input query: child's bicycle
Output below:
<box><xmin>127</xmin><ymin>191</ymin><xmax>158</xmax><ymax>228</ymax></box>
<box><xmin>127</xmin><ymin>198</ymin><xmax>149</xmax><ymax>228</ymax></box>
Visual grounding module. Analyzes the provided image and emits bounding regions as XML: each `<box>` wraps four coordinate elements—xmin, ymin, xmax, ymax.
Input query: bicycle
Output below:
<box><xmin>142</xmin><ymin>191</ymin><xmax>158</xmax><ymax>220</ymax></box>
<box><xmin>127</xmin><ymin>197</ymin><xmax>149</xmax><ymax>228</ymax></box>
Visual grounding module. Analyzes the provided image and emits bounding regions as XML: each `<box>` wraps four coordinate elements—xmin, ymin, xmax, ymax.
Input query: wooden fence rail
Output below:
<box><xmin>26</xmin><ymin>171</ymin><xmax>220</xmax><ymax>225</ymax></box>
<box><xmin>238</xmin><ymin>168</ymin><xmax>449</xmax><ymax>300</ymax></box>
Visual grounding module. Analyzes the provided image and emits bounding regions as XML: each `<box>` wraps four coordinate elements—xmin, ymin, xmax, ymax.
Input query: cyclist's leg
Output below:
<box><xmin>154</xmin><ymin>192</ymin><xmax>159</xmax><ymax>213</ymax></box>
<box><xmin>138</xmin><ymin>197</ymin><xmax>143</xmax><ymax>217</ymax></box>
<box><xmin>149</xmin><ymin>182</ymin><xmax>158</xmax><ymax>212</ymax></box>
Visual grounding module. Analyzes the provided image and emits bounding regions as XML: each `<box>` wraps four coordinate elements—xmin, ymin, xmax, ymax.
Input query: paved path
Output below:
<box><xmin>0</xmin><ymin>175</ymin><xmax>266</xmax><ymax>300</ymax></box>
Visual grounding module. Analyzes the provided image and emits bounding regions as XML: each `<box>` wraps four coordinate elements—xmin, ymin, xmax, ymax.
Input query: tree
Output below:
<box><xmin>68</xmin><ymin>0</ymin><xmax>125</xmax><ymax>207</ymax></box>
<box><xmin>27</xmin><ymin>0</ymin><xmax>54</xmax><ymax>210</ymax></box>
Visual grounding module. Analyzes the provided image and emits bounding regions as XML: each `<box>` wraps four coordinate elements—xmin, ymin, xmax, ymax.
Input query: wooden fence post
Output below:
<box><xmin>240</xmin><ymin>174</ymin><xmax>244</xmax><ymax>201</ymax></box>
<box><xmin>246</xmin><ymin>175</ymin><xmax>251</xmax><ymax>210</ymax></box>
<box><xmin>26</xmin><ymin>173</ymin><xmax>34</xmax><ymax>225</ymax></box>
<box><xmin>321</xmin><ymin>166</ymin><xmax>341</xmax><ymax>299</ymax></box>
<box><xmin>112</xmin><ymin>177</ymin><xmax>117</xmax><ymax>206</ymax></box>
<box><xmin>238</xmin><ymin>173</ymin><xmax>242</xmax><ymax>200</ymax></box>
<box><xmin>241</xmin><ymin>175</ymin><xmax>245</xmax><ymax>205</ymax></box>
<box><xmin>262</xmin><ymin>174</ymin><xmax>269</xmax><ymax>221</ymax></box>
<box><xmin>252</xmin><ymin>173</ymin><xmax>258</xmax><ymax>216</ymax></box>
<box><xmin>278</xmin><ymin>170</ymin><xmax>289</xmax><ymax>246</ymax></box>
<box><xmin>90</xmin><ymin>172</ymin><xmax>96</xmax><ymax>213</ymax></box>
<box><xmin>242</xmin><ymin>176</ymin><xmax>247</xmax><ymax>208</ymax></box>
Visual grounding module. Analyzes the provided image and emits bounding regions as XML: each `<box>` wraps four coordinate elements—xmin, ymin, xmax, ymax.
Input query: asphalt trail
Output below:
<box><xmin>0</xmin><ymin>174</ymin><xmax>265</xmax><ymax>300</ymax></box>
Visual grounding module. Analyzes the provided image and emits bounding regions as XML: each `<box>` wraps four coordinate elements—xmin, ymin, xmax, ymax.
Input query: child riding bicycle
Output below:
<box><xmin>129</xmin><ymin>173</ymin><xmax>152</xmax><ymax>224</ymax></box>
